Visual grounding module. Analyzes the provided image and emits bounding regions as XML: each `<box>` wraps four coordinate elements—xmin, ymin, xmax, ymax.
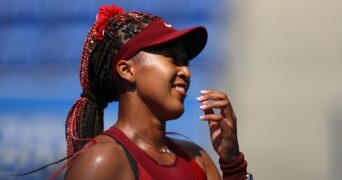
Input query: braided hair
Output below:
<box><xmin>65</xmin><ymin>8</ymin><xmax>158</xmax><ymax>157</ymax></box>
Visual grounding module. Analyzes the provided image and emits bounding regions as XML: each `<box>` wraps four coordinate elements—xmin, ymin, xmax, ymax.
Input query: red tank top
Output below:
<box><xmin>103</xmin><ymin>127</ymin><xmax>207</xmax><ymax>180</ymax></box>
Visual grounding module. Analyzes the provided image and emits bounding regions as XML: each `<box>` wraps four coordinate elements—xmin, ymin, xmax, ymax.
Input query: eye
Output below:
<box><xmin>167</xmin><ymin>53</ymin><xmax>178</xmax><ymax>62</ymax></box>
<box><xmin>143</xmin><ymin>43</ymin><xmax>188</xmax><ymax>66</ymax></box>
<box><xmin>165</xmin><ymin>51</ymin><xmax>188</xmax><ymax>66</ymax></box>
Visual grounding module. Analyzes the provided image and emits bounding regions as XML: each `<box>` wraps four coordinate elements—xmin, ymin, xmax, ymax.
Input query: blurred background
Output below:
<box><xmin>0</xmin><ymin>0</ymin><xmax>341</xmax><ymax>179</ymax></box>
<box><xmin>227</xmin><ymin>0</ymin><xmax>342</xmax><ymax>179</ymax></box>
<box><xmin>0</xmin><ymin>0</ymin><xmax>227</xmax><ymax>179</ymax></box>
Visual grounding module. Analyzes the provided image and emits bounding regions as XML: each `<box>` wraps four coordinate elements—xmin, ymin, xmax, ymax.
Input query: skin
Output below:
<box><xmin>65</xmin><ymin>40</ymin><xmax>240</xmax><ymax>179</ymax></box>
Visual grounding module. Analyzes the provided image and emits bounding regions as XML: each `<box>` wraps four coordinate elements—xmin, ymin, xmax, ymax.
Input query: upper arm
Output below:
<box><xmin>64</xmin><ymin>140</ymin><xmax>134</xmax><ymax>180</ymax></box>
<box><xmin>172</xmin><ymin>138</ymin><xmax>221</xmax><ymax>180</ymax></box>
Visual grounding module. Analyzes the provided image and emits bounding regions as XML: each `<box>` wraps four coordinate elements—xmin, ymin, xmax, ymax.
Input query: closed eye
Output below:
<box><xmin>165</xmin><ymin>52</ymin><xmax>188</xmax><ymax>66</ymax></box>
<box><xmin>143</xmin><ymin>39</ymin><xmax>189</xmax><ymax>66</ymax></box>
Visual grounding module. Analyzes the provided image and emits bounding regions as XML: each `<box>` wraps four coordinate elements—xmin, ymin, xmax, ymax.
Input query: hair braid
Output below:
<box><xmin>65</xmin><ymin>12</ymin><xmax>158</xmax><ymax>157</ymax></box>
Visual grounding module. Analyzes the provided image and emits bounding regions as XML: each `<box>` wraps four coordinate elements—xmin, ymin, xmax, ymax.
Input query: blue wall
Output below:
<box><xmin>0</xmin><ymin>0</ymin><xmax>227</xmax><ymax>179</ymax></box>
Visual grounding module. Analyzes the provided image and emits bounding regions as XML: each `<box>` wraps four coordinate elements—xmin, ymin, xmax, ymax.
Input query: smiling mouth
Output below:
<box><xmin>175</xmin><ymin>85</ymin><xmax>186</xmax><ymax>93</ymax></box>
<box><xmin>172</xmin><ymin>84</ymin><xmax>188</xmax><ymax>97</ymax></box>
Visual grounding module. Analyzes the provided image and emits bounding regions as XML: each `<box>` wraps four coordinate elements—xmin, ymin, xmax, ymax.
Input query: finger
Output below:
<box><xmin>200</xmin><ymin>100</ymin><xmax>229</xmax><ymax>111</ymax></box>
<box><xmin>201</xmin><ymin>89</ymin><xmax>224</xmax><ymax>95</ymax></box>
<box><xmin>205</xmin><ymin>115</ymin><xmax>235</xmax><ymax>138</ymax></box>
<box><xmin>208</xmin><ymin>120</ymin><xmax>221</xmax><ymax>151</ymax></box>
<box><xmin>201</xmin><ymin>89</ymin><xmax>227</xmax><ymax>97</ymax></box>
<box><xmin>201</xmin><ymin>113</ymin><xmax>234</xmax><ymax>126</ymax></box>
<box><xmin>197</xmin><ymin>90</ymin><xmax>228</xmax><ymax>102</ymax></box>
<box><xmin>199</xmin><ymin>100</ymin><xmax>215</xmax><ymax>115</ymax></box>
<box><xmin>200</xmin><ymin>100</ymin><xmax>236</xmax><ymax>121</ymax></box>
<box><xmin>200</xmin><ymin>113</ymin><xmax>224</xmax><ymax>121</ymax></box>
<box><xmin>208</xmin><ymin>120</ymin><xmax>221</xmax><ymax>138</ymax></box>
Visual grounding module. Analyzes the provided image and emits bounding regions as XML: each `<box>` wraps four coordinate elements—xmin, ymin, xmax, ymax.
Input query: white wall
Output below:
<box><xmin>223</xmin><ymin>0</ymin><xmax>342</xmax><ymax>179</ymax></box>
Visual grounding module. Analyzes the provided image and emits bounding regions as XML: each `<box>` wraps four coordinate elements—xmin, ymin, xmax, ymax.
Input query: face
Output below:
<box><xmin>132</xmin><ymin>40</ymin><xmax>191</xmax><ymax>120</ymax></box>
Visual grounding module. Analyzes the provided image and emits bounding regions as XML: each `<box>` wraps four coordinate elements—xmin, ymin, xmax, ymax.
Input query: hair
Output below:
<box><xmin>65</xmin><ymin>11</ymin><xmax>159</xmax><ymax>157</ymax></box>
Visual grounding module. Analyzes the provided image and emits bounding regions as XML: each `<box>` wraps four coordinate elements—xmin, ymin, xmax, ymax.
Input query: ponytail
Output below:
<box><xmin>65</xmin><ymin>96</ymin><xmax>104</xmax><ymax>157</ymax></box>
<box><xmin>65</xmin><ymin>24</ymin><xmax>106</xmax><ymax>157</ymax></box>
<box><xmin>65</xmin><ymin>6</ymin><xmax>158</xmax><ymax>157</ymax></box>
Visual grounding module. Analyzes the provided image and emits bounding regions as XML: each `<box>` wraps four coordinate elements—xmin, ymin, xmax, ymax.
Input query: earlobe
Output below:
<box><xmin>116</xmin><ymin>60</ymin><xmax>135</xmax><ymax>83</ymax></box>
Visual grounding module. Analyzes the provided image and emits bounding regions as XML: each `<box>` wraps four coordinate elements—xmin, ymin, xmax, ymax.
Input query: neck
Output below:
<box><xmin>115</xmin><ymin>118</ymin><xmax>166</xmax><ymax>148</ymax></box>
<box><xmin>115</xmin><ymin>93</ymin><xmax>167</xmax><ymax>148</ymax></box>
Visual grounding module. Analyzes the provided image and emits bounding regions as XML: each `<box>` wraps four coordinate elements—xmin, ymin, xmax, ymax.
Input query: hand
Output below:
<box><xmin>197</xmin><ymin>89</ymin><xmax>240</xmax><ymax>162</ymax></box>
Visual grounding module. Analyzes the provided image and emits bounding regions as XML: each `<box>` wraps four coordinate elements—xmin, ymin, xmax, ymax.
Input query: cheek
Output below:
<box><xmin>139</xmin><ymin>73</ymin><xmax>169</xmax><ymax>94</ymax></box>
<box><xmin>133</xmin><ymin>54</ymin><xmax>177</xmax><ymax>96</ymax></box>
<box><xmin>137</xmin><ymin>63</ymin><xmax>175</xmax><ymax>87</ymax></box>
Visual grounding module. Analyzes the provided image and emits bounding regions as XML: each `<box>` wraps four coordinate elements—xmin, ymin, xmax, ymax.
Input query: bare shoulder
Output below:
<box><xmin>170</xmin><ymin>138</ymin><xmax>221</xmax><ymax>179</ymax></box>
<box><xmin>64</xmin><ymin>135</ymin><xmax>135</xmax><ymax>180</ymax></box>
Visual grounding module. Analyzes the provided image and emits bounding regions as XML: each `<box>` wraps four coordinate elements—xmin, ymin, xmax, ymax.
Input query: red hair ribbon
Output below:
<box><xmin>95</xmin><ymin>5</ymin><xmax>125</xmax><ymax>40</ymax></box>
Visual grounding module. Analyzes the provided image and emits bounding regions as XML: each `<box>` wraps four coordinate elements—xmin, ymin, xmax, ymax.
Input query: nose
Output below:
<box><xmin>177</xmin><ymin>65</ymin><xmax>191</xmax><ymax>83</ymax></box>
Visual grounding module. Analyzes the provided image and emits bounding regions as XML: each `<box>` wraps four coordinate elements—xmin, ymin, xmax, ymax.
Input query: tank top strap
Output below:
<box><xmin>102</xmin><ymin>126</ymin><xmax>148</xmax><ymax>164</ymax></box>
<box><xmin>102</xmin><ymin>126</ymin><xmax>207</xmax><ymax>180</ymax></box>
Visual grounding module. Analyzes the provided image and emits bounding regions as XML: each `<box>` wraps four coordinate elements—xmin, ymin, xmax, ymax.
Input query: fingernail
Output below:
<box><xmin>200</xmin><ymin>115</ymin><xmax>205</xmax><ymax>120</ymax></box>
<box><xmin>200</xmin><ymin>105</ymin><xmax>207</xmax><ymax>110</ymax></box>
<box><xmin>200</xmin><ymin>90</ymin><xmax>208</xmax><ymax>94</ymax></box>
<box><xmin>196</xmin><ymin>96</ymin><xmax>204</xmax><ymax>101</ymax></box>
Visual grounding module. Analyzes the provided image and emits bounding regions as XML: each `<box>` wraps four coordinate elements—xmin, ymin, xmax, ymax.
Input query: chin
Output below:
<box><xmin>164</xmin><ymin>106</ymin><xmax>185</xmax><ymax>121</ymax></box>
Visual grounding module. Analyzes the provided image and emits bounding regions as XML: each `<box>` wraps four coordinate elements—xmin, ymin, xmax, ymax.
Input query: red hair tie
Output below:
<box><xmin>95</xmin><ymin>5</ymin><xmax>125</xmax><ymax>40</ymax></box>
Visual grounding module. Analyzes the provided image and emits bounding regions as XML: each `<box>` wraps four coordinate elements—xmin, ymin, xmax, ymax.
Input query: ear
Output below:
<box><xmin>116</xmin><ymin>60</ymin><xmax>135</xmax><ymax>83</ymax></box>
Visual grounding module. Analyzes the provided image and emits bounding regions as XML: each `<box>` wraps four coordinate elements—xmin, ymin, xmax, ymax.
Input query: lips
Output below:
<box><xmin>172</xmin><ymin>83</ymin><xmax>188</xmax><ymax>98</ymax></box>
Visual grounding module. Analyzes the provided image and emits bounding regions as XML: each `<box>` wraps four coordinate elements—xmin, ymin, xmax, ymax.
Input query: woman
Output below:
<box><xmin>63</xmin><ymin>4</ymin><xmax>250</xmax><ymax>180</ymax></box>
